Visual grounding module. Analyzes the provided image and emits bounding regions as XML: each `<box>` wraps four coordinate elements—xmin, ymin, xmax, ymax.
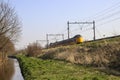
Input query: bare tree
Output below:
<box><xmin>0</xmin><ymin>1</ymin><xmax>21</xmax><ymax>51</ymax></box>
<box><xmin>0</xmin><ymin>1</ymin><xmax>21</xmax><ymax>61</ymax></box>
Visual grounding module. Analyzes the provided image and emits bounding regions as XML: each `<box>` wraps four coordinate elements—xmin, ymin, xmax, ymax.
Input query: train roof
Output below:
<box><xmin>73</xmin><ymin>34</ymin><xmax>82</xmax><ymax>38</ymax></box>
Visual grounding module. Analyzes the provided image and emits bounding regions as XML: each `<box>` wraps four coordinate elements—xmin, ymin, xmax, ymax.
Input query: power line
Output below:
<box><xmin>96</xmin><ymin>28</ymin><xmax>102</xmax><ymax>38</ymax></box>
<box><xmin>97</xmin><ymin>16</ymin><xmax>120</xmax><ymax>27</ymax></box>
<box><xmin>96</xmin><ymin>10</ymin><xmax>120</xmax><ymax>22</ymax></box>
<box><xmin>46</xmin><ymin>34</ymin><xmax>64</xmax><ymax>48</ymax></box>
<box><xmin>67</xmin><ymin>21</ymin><xmax>96</xmax><ymax>40</ymax></box>
<box><xmin>81</xmin><ymin>2</ymin><xmax>120</xmax><ymax>36</ymax></box>
<box><xmin>86</xmin><ymin>1</ymin><xmax>120</xmax><ymax>21</ymax></box>
<box><xmin>47</xmin><ymin>1</ymin><xmax>120</xmax><ymax>42</ymax></box>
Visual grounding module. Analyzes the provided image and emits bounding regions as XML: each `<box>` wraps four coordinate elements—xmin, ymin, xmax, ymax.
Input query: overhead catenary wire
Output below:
<box><xmin>86</xmin><ymin>1</ymin><xmax>120</xmax><ymax>21</ymax></box>
<box><xmin>96</xmin><ymin>16</ymin><xmax>120</xmax><ymax>27</ymax></box>
<box><xmin>48</xmin><ymin>1</ymin><xmax>120</xmax><ymax>44</ymax></box>
<box><xmin>95</xmin><ymin>10</ymin><xmax>120</xmax><ymax>22</ymax></box>
<box><xmin>79</xmin><ymin>1</ymin><xmax>120</xmax><ymax>39</ymax></box>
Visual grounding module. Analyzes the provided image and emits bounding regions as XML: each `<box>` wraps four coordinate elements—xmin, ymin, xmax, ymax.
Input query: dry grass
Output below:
<box><xmin>39</xmin><ymin>37</ymin><xmax>120</xmax><ymax>72</ymax></box>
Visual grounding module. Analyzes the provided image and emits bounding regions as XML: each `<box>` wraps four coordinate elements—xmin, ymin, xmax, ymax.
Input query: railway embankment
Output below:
<box><xmin>39</xmin><ymin>36</ymin><xmax>120</xmax><ymax>75</ymax></box>
<box><xmin>16</xmin><ymin>36</ymin><xmax>120</xmax><ymax>80</ymax></box>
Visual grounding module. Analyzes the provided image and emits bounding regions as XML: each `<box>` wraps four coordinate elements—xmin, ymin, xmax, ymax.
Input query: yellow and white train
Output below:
<box><xmin>49</xmin><ymin>35</ymin><xmax>84</xmax><ymax>47</ymax></box>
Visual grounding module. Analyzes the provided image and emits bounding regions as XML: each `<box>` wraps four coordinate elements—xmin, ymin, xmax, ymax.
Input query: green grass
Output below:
<box><xmin>17</xmin><ymin>55</ymin><xmax>120</xmax><ymax>80</ymax></box>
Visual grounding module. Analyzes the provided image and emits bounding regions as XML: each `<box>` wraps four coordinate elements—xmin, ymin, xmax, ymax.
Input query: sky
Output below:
<box><xmin>4</xmin><ymin>0</ymin><xmax>120</xmax><ymax>49</ymax></box>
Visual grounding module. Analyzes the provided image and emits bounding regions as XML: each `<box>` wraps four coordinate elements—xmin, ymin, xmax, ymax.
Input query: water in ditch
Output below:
<box><xmin>0</xmin><ymin>58</ymin><xmax>24</xmax><ymax>80</ymax></box>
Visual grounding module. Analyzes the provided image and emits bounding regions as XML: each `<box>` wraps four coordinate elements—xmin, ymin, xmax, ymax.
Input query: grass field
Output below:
<box><xmin>17</xmin><ymin>55</ymin><xmax>120</xmax><ymax>80</ymax></box>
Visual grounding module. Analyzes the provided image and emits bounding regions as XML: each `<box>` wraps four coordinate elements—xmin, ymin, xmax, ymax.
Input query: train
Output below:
<box><xmin>49</xmin><ymin>34</ymin><xmax>84</xmax><ymax>48</ymax></box>
<box><xmin>48</xmin><ymin>34</ymin><xmax>120</xmax><ymax>48</ymax></box>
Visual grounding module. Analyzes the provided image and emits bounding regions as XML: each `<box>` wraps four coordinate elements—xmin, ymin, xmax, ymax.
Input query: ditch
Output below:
<box><xmin>0</xmin><ymin>58</ymin><xmax>24</xmax><ymax>80</ymax></box>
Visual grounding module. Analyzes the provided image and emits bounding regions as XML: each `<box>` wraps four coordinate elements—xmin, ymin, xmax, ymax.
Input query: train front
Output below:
<box><xmin>75</xmin><ymin>35</ymin><xmax>84</xmax><ymax>44</ymax></box>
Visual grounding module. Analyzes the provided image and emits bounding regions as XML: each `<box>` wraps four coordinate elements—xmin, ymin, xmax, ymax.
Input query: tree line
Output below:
<box><xmin>0</xmin><ymin>1</ymin><xmax>21</xmax><ymax>59</ymax></box>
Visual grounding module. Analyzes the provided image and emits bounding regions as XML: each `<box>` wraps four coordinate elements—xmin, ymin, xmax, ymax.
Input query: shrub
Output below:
<box><xmin>26</xmin><ymin>42</ymin><xmax>42</xmax><ymax>57</ymax></box>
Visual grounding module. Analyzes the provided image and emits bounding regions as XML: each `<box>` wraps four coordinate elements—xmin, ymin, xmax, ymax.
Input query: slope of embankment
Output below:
<box><xmin>40</xmin><ymin>36</ymin><xmax>120</xmax><ymax>75</ymax></box>
<box><xmin>17</xmin><ymin>55</ymin><xmax>120</xmax><ymax>80</ymax></box>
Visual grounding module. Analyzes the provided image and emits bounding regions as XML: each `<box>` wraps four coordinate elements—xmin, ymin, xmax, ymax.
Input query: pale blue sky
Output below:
<box><xmin>4</xmin><ymin>0</ymin><xmax>120</xmax><ymax>49</ymax></box>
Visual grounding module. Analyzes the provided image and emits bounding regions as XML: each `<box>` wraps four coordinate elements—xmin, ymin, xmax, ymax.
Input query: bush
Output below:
<box><xmin>26</xmin><ymin>42</ymin><xmax>42</xmax><ymax>57</ymax></box>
